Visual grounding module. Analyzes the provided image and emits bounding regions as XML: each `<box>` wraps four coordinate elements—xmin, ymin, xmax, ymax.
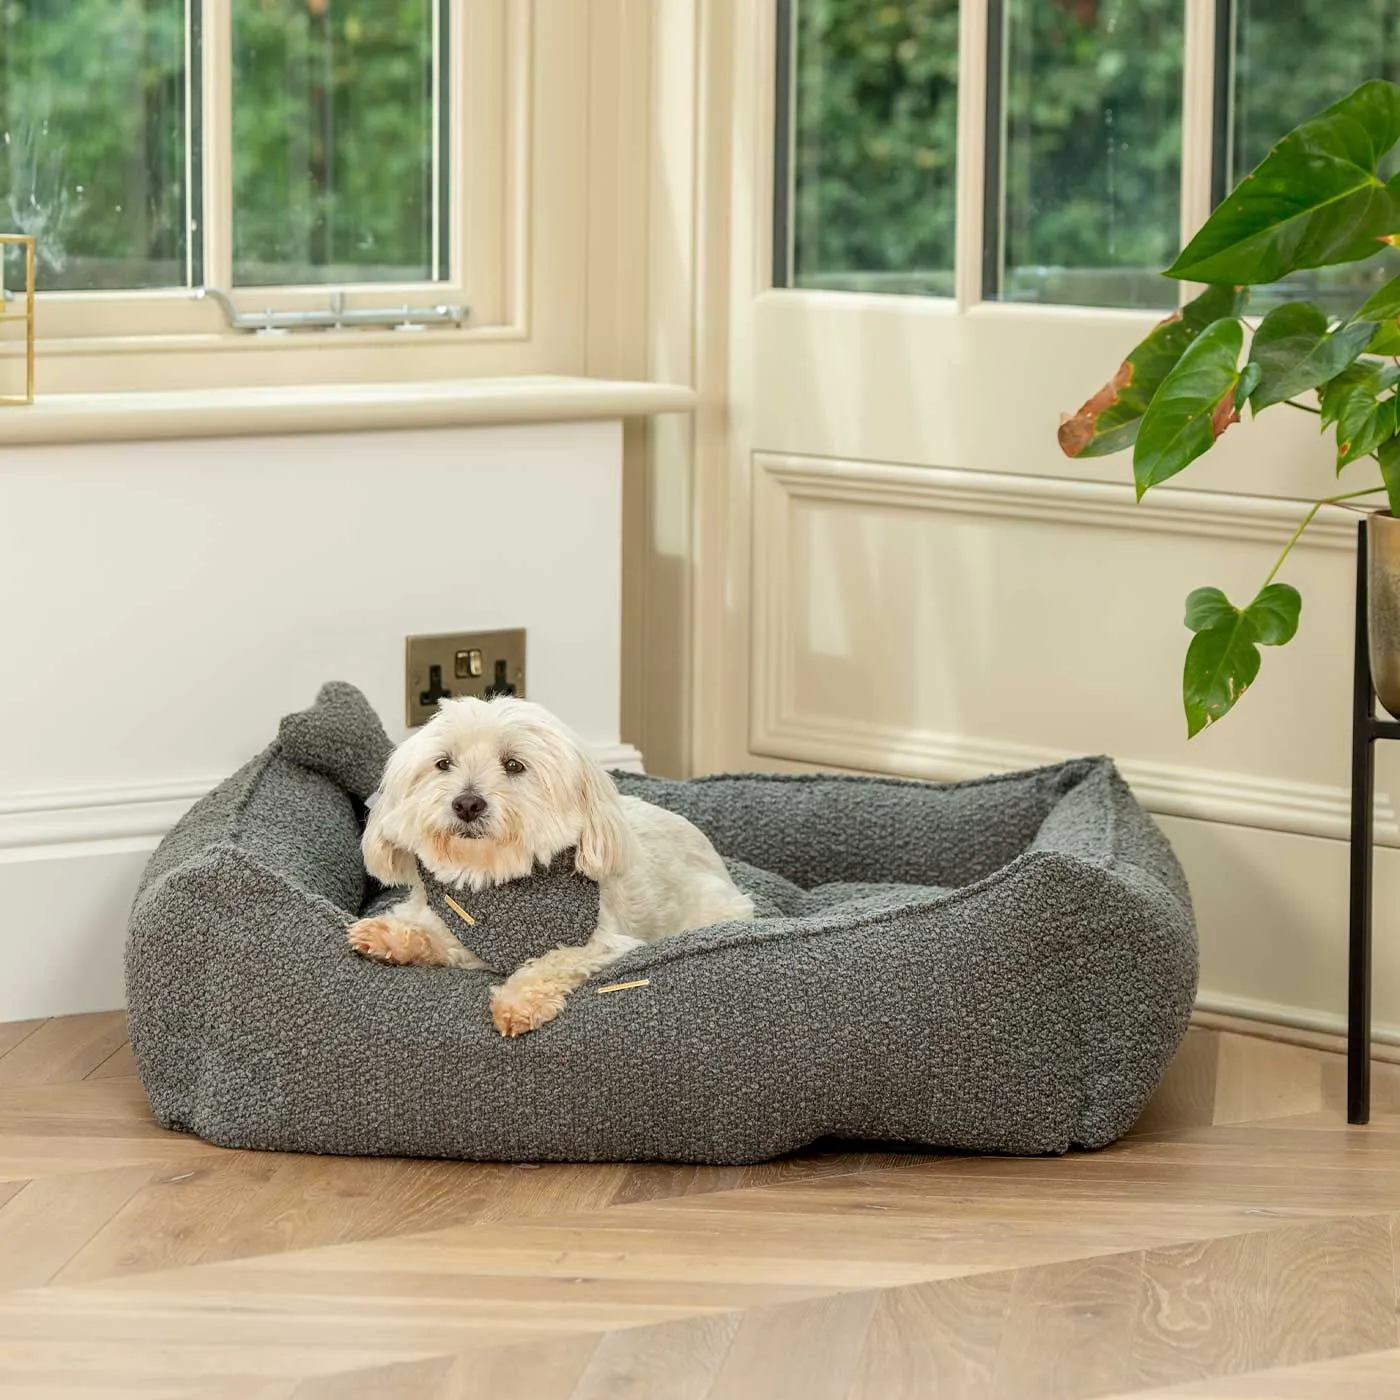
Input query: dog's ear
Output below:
<box><xmin>574</xmin><ymin>754</ymin><xmax>629</xmax><ymax>881</ymax></box>
<box><xmin>361</xmin><ymin>759</ymin><xmax>417</xmax><ymax>887</ymax></box>
<box><xmin>362</xmin><ymin>804</ymin><xmax>417</xmax><ymax>887</ymax></box>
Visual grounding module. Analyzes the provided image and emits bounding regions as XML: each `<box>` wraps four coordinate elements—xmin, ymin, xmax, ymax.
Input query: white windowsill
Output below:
<box><xmin>0</xmin><ymin>375</ymin><xmax>696</xmax><ymax>447</ymax></box>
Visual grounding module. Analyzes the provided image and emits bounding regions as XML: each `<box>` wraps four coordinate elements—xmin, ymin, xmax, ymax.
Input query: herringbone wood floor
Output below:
<box><xmin>1</xmin><ymin>1016</ymin><xmax>1398</xmax><ymax>1398</ymax></box>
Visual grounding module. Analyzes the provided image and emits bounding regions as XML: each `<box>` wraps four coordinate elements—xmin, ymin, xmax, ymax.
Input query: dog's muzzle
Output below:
<box><xmin>451</xmin><ymin>788</ymin><xmax>489</xmax><ymax>835</ymax></box>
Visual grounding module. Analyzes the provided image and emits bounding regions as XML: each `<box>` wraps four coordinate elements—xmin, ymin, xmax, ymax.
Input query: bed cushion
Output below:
<box><xmin>126</xmin><ymin>683</ymin><xmax>1198</xmax><ymax>1164</ymax></box>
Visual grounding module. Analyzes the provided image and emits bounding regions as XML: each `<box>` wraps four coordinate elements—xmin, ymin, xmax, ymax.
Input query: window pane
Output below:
<box><xmin>778</xmin><ymin>0</ymin><xmax>959</xmax><ymax>297</ymax></box>
<box><xmin>990</xmin><ymin>0</ymin><xmax>1183</xmax><ymax>310</ymax></box>
<box><xmin>0</xmin><ymin>0</ymin><xmax>195</xmax><ymax>291</ymax></box>
<box><xmin>232</xmin><ymin>0</ymin><xmax>446</xmax><ymax>287</ymax></box>
<box><xmin>1224</xmin><ymin>1</ymin><xmax>1400</xmax><ymax>317</ymax></box>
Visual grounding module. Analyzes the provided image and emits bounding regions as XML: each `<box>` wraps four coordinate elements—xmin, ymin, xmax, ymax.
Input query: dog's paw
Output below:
<box><xmin>490</xmin><ymin>979</ymin><xmax>568</xmax><ymax>1037</ymax></box>
<box><xmin>346</xmin><ymin>917</ymin><xmax>437</xmax><ymax>966</ymax></box>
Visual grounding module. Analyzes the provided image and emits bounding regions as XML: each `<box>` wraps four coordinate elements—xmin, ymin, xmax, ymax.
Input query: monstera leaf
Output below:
<box><xmin>1133</xmin><ymin>319</ymin><xmax>1248</xmax><ymax>498</ymax></box>
<box><xmin>1318</xmin><ymin>360</ymin><xmax>1400</xmax><ymax>467</ymax></box>
<box><xmin>1183</xmin><ymin>584</ymin><xmax>1302</xmax><ymax>737</ymax></box>
<box><xmin>1058</xmin><ymin>285</ymin><xmax>1245</xmax><ymax>458</ymax></box>
<box><xmin>1168</xmin><ymin>81</ymin><xmax>1400</xmax><ymax>285</ymax></box>
<box><xmin>1357</xmin><ymin>272</ymin><xmax>1400</xmax><ymax>321</ymax></box>
<box><xmin>1367</xmin><ymin>320</ymin><xmax>1400</xmax><ymax>354</ymax></box>
<box><xmin>1246</xmin><ymin>303</ymin><xmax>1375</xmax><ymax>411</ymax></box>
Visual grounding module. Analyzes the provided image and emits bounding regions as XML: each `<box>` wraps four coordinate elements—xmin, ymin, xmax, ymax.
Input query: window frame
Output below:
<box><xmin>770</xmin><ymin>0</ymin><xmax>1226</xmax><ymax>318</ymax></box>
<box><xmin>1</xmin><ymin>0</ymin><xmax>567</xmax><ymax>389</ymax></box>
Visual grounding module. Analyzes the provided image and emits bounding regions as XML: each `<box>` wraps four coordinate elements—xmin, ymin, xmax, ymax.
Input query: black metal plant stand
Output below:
<box><xmin>1349</xmin><ymin>518</ymin><xmax>1400</xmax><ymax>1124</ymax></box>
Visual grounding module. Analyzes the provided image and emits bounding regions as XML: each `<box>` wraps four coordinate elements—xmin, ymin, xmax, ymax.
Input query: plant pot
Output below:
<box><xmin>1369</xmin><ymin>511</ymin><xmax>1400</xmax><ymax>720</ymax></box>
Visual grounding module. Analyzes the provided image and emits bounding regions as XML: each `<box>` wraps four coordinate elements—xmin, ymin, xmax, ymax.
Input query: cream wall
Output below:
<box><xmin>0</xmin><ymin>0</ymin><xmax>680</xmax><ymax>1024</ymax></box>
<box><xmin>2</xmin><ymin>0</ymin><xmax>1383</xmax><ymax>1047</ymax></box>
<box><xmin>634</xmin><ymin>0</ymin><xmax>1400</xmax><ymax>1050</ymax></box>
<box><xmin>0</xmin><ymin>421</ymin><xmax>632</xmax><ymax>1020</ymax></box>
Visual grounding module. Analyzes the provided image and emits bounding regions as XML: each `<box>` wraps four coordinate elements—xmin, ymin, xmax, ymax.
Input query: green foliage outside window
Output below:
<box><xmin>789</xmin><ymin>0</ymin><xmax>1400</xmax><ymax>308</ymax></box>
<box><xmin>0</xmin><ymin>0</ymin><xmax>439</xmax><ymax>291</ymax></box>
<box><xmin>0</xmin><ymin>0</ymin><xmax>188</xmax><ymax>289</ymax></box>
<box><xmin>233</xmin><ymin>0</ymin><xmax>438</xmax><ymax>286</ymax></box>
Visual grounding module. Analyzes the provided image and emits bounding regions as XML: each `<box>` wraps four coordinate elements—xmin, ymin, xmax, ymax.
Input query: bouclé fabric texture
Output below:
<box><xmin>417</xmin><ymin>851</ymin><xmax>600</xmax><ymax>973</ymax></box>
<box><xmin>126</xmin><ymin>683</ymin><xmax>1198</xmax><ymax>1164</ymax></box>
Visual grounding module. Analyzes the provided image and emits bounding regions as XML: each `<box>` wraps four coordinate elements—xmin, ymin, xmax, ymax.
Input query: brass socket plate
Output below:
<box><xmin>405</xmin><ymin>629</ymin><xmax>527</xmax><ymax>727</ymax></box>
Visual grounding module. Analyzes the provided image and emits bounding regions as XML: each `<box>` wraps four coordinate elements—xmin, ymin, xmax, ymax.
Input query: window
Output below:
<box><xmin>775</xmin><ymin>0</ymin><xmax>959</xmax><ymax>296</ymax></box>
<box><xmin>0</xmin><ymin>2</ymin><xmax>599</xmax><ymax>398</ymax></box>
<box><xmin>1</xmin><ymin>0</ymin><xmax>449</xmax><ymax>298</ymax></box>
<box><xmin>1220</xmin><ymin>0</ymin><xmax>1400</xmax><ymax>315</ymax></box>
<box><xmin>987</xmin><ymin>0</ymin><xmax>1183</xmax><ymax>310</ymax></box>
<box><xmin>231</xmin><ymin>0</ymin><xmax>447</xmax><ymax>288</ymax></box>
<box><xmin>773</xmin><ymin>0</ymin><xmax>1400</xmax><ymax>315</ymax></box>
<box><xmin>1</xmin><ymin>0</ymin><xmax>195</xmax><ymax>292</ymax></box>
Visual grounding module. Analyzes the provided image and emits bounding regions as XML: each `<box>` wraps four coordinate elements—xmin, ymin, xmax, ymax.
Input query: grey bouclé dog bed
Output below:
<box><xmin>126</xmin><ymin>683</ymin><xmax>1197</xmax><ymax>1164</ymax></box>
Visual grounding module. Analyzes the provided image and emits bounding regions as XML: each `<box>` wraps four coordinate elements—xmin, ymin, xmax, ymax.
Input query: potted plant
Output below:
<box><xmin>1061</xmin><ymin>79</ymin><xmax>1400</xmax><ymax>734</ymax></box>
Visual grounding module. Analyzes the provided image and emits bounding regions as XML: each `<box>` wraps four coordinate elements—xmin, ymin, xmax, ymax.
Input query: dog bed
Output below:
<box><xmin>126</xmin><ymin>683</ymin><xmax>1197</xmax><ymax>1164</ymax></box>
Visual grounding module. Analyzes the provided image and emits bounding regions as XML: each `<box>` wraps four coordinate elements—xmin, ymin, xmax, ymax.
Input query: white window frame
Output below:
<box><xmin>679</xmin><ymin>0</ymin><xmax>1355</xmax><ymax>779</ymax></box>
<box><xmin>1</xmin><ymin>0</ymin><xmax>597</xmax><ymax>394</ymax></box>
<box><xmin>740</xmin><ymin>0</ymin><xmax>1251</xmax><ymax>488</ymax></box>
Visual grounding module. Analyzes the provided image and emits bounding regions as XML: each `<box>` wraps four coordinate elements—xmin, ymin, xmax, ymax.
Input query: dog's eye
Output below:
<box><xmin>502</xmin><ymin>757</ymin><xmax>526</xmax><ymax>776</ymax></box>
<box><xmin>434</xmin><ymin>756</ymin><xmax>453</xmax><ymax>772</ymax></box>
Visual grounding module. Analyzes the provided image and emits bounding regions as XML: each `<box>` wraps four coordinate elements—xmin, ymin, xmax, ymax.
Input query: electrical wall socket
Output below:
<box><xmin>405</xmin><ymin>629</ymin><xmax>527</xmax><ymax>727</ymax></box>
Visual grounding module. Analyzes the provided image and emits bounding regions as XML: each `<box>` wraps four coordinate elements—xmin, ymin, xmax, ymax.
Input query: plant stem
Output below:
<box><xmin>1283</xmin><ymin>400</ymin><xmax>1322</xmax><ymax>415</ymax></box>
<box><xmin>1259</xmin><ymin>485</ymin><xmax>1386</xmax><ymax>591</ymax></box>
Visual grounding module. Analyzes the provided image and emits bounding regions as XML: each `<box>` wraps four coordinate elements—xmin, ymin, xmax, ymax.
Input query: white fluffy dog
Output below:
<box><xmin>346</xmin><ymin>695</ymin><xmax>754</xmax><ymax>1036</ymax></box>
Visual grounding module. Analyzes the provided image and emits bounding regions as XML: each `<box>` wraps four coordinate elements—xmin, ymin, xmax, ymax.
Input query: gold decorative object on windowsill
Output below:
<box><xmin>0</xmin><ymin>234</ymin><xmax>36</xmax><ymax>407</ymax></box>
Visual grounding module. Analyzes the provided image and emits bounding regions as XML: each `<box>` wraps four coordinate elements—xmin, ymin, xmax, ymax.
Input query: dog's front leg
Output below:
<box><xmin>490</xmin><ymin>933</ymin><xmax>640</xmax><ymax>1037</ymax></box>
<box><xmin>347</xmin><ymin>888</ymin><xmax>486</xmax><ymax>969</ymax></box>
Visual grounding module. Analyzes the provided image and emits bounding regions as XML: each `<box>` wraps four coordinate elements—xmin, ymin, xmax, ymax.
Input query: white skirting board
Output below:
<box><xmin>0</xmin><ymin>742</ymin><xmax>645</xmax><ymax>1023</ymax></box>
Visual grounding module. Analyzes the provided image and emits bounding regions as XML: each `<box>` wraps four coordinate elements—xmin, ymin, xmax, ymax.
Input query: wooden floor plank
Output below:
<box><xmin>1260</xmin><ymin>1214</ymin><xmax>1398</xmax><ymax>1368</ymax></box>
<box><xmin>0</xmin><ymin>1014</ymin><xmax>130</xmax><ymax>1089</ymax></box>
<box><xmin>283</xmin><ymin>1356</ymin><xmax>459</xmax><ymax>1399</ymax></box>
<box><xmin>0</xmin><ymin>1020</ymin><xmax>43</xmax><ymax>1066</ymax></box>
<box><xmin>2</xmin><ymin>1017</ymin><xmax>1400</xmax><ymax>1397</ymax></box>
<box><xmin>990</xmin><ymin>1252</ymin><xmax>1144</xmax><ymax>1399</ymax></box>
<box><xmin>703</xmin><ymin>1291</ymin><xmax>876</xmax><ymax>1400</ymax></box>
<box><xmin>183</xmin><ymin>1156</ymin><xmax>503</xmax><ymax>1271</ymax></box>
<box><xmin>53</xmin><ymin>1155</ymin><xmax>288</xmax><ymax>1285</ymax></box>
<box><xmin>0</xmin><ymin>1165</ymin><xmax>160</xmax><ymax>1290</ymax></box>
<box><xmin>1129</xmin><ymin>1029</ymin><xmax>1221</xmax><ymax>1138</ymax></box>
<box><xmin>1212</xmin><ymin>1038</ymin><xmax>1325</xmax><ymax>1127</ymax></box>
<box><xmin>569</xmin><ymin>1313</ymin><xmax>735</xmax><ymax>1400</ymax></box>
<box><xmin>86</xmin><ymin>1042</ymin><xmax>138</xmax><ymax>1081</ymax></box>
<box><xmin>1119</xmin><ymin>1344</ymin><xmax>1400</xmax><ymax>1397</ymax></box>
<box><xmin>444</xmin><ymin>1335</ymin><xmax>601</xmax><ymax>1400</ymax></box>
<box><xmin>844</xmin><ymin>1273</ymin><xmax>1013</xmax><ymax>1400</ymax></box>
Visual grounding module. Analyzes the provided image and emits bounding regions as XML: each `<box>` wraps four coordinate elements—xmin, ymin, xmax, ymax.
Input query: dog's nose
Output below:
<box><xmin>452</xmin><ymin>790</ymin><xmax>487</xmax><ymax>824</ymax></box>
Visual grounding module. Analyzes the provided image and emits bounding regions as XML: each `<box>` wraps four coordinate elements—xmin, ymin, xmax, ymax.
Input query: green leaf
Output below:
<box><xmin>1133</xmin><ymin>318</ymin><xmax>1245</xmax><ymax>498</ymax></box>
<box><xmin>1183</xmin><ymin>586</ymin><xmax>1238</xmax><ymax>632</ymax></box>
<box><xmin>1059</xmin><ymin>285</ymin><xmax>1245</xmax><ymax>459</ymax></box>
<box><xmin>1357</xmin><ymin>271</ymin><xmax>1400</xmax><ymax>321</ymax></box>
<box><xmin>1379</xmin><ymin>435</ymin><xmax>1400</xmax><ymax>516</ymax></box>
<box><xmin>1319</xmin><ymin>360</ymin><xmax>1400</xmax><ymax>466</ymax></box>
<box><xmin>1183</xmin><ymin>606</ymin><xmax>1261</xmax><ymax>738</ymax></box>
<box><xmin>1367</xmin><ymin>320</ymin><xmax>1400</xmax><ymax>355</ymax></box>
<box><xmin>1318</xmin><ymin>359</ymin><xmax>1400</xmax><ymax>424</ymax></box>
<box><xmin>1182</xmin><ymin>584</ymin><xmax>1303</xmax><ymax>736</ymax></box>
<box><xmin>1341</xmin><ymin>395</ymin><xmax>1399</xmax><ymax>467</ymax></box>
<box><xmin>1246</xmin><ymin>302</ymin><xmax>1375</xmax><ymax>410</ymax></box>
<box><xmin>1236</xmin><ymin>361</ymin><xmax>1263</xmax><ymax>407</ymax></box>
<box><xmin>1167</xmin><ymin>80</ymin><xmax>1400</xmax><ymax>285</ymax></box>
<box><xmin>1245</xmin><ymin>583</ymin><xmax>1303</xmax><ymax>646</ymax></box>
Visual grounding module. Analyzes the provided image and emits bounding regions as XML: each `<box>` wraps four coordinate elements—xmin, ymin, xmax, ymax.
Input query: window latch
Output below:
<box><xmin>196</xmin><ymin>287</ymin><xmax>468</xmax><ymax>335</ymax></box>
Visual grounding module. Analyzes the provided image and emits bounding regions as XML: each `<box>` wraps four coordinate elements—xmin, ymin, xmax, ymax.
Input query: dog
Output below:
<box><xmin>346</xmin><ymin>695</ymin><xmax>754</xmax><ymax>1036</ymax></box>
